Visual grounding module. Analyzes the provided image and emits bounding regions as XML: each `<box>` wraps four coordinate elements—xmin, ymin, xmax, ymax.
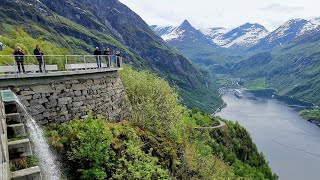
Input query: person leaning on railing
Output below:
<box><xmin>13</xmin><ymin>46</ymin><xmax>25</xmax><ymax>73</ymax></box>
<box><xmin>34</xmin><ymin>45</ymin><xmax>44</xmax><ymax>73</ymax></box>
<box><xmin>104</xmin><ymin>48</ymin><xmax>111</xmax><ymax>68</ymax></box>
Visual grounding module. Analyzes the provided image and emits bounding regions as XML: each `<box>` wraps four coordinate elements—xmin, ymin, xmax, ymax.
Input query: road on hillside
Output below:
<box><xmin>194</xmin><ymin>120</ymin><xmax>226</xmax><ymax>129</ymax></box>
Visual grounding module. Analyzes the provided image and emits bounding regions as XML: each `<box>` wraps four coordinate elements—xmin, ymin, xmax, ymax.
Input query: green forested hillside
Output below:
<box><xmin>46</xmin><ymin>66</ymin><xmax>277</xmax><ymax>180</ymax></box>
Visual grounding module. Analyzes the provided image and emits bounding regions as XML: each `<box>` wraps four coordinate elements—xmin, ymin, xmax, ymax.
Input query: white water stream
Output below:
<box><xmin>14</xmin><ymin>94</ymin><xmax>61</xmax><ymax>180</ymax></box>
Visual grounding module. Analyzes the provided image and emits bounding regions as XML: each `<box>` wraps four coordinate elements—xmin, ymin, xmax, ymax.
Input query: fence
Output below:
<box><xmin>0</xmin><ymin>55</ymin><xmax>123</xmax><ymax>74</ymax></box>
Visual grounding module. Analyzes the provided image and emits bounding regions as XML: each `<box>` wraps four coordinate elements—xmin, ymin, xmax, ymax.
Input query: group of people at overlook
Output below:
<box><xmin>93</xmin><ymin>47</ymin><xmax>121</xmax><ymax>69</ymax></box>
<box><xmin>12</xmin><ymin>46</ymin><xmax>121</xmax><ymax>73</ymax></box>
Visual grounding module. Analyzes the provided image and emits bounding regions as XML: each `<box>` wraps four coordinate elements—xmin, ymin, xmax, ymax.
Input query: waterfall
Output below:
<box><xmin>13</xmin><ymin>94</ymin><xmax>61</xmax><ymax>180</ymax></box>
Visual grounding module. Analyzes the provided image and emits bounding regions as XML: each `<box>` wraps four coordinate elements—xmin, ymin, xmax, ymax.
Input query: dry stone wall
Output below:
<box><xmin>0</xmin><ymin>71</ymin><xmax>131</xmax><ymax>124</ymax></box>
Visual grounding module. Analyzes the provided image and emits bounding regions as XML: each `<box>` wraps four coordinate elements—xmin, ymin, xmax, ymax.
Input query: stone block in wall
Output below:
<box><xmin>49</xmin><ymin>93</ymin><xmax>59</xmax><ymax>100</ymax></box>
<box><xmin>86</xmin><ymin>95</ymin><xmax>93</xmax><ymax>100</ymax></box>
<box><xmin>20</xmin><ymin>91</ymin><xmax>35</xmax><ymax>96</ymax></box>
<box><xmin>74</xmin><ymin>91</ymin><xmax>81</xmax><ymax>96</ymax></box>
<box><xmin>72</xmin><ymin>101</ymin><xmax>83</xmax><ymax>107</ymax></box>
<box><xmin>44</xmin><ymin>100</ymin><xmax>57</xmax><ymax>109</ymax></box>
<box><xmin>82</xmin><ymin>90</ymin><xmax>88</xmax><ymax>96</ymax></box>
<box><xmin>73</xmin><ymin>96</ymin><xmax>85</xmax><ymax>102</ymax></box>
<box><xmin>30</xmin><ymin>98</ymin><xmax>49</xmax><ymax>106</ymax></box>
<box><xmin>18</xmin><ymin>95</ymin><xmax>32</xmax><ymax>101</ymax></box>
<box><xmin>58</xmin><ymin>97</ymin><xmax>72</xmax><ymax>106</ymax></box>
<box><xmin>71</xmin><ymin>107</ymin><xmax>80</xmax><ymax>114</ymax></box>
<box><xmin>91</xmin><ymin>85</ymin><xmax>102</xmax><ymax>91</ymax></box>
<box><xmin>32</xmin><ymin>94</ymin><xmax>42</xmax><ymax>100</ymax></box>
<box><xmin>70</xmin><ymin>80</ymin><xmax>79</xmax><ymax>84</ymax></box>
<box><xmin>72</xmin><ymin>84</ymin><xmax>86</xmax><ymax>91</ymax></box>
<box><xmin>30</xmin><ymin>85</ymin><xmax>54</xmax><ymax>93</ymax></box>
<box><xmin>29</xmin><ymin>105</ymin><xmax>45</xmax><ymax>115</ymax></box>
<box><xmin>53</xmin><ymin>84</ymin><xmax>66</xmax><ymax>91</ymax></box>
<box><xmin>59</xmin><ymin>111</ymin><xmax>68</xmax><ymax>116</ymax></box>
<box><xmin>59</xmin><ymin>92</ymin><xmax>74</xmax><ymax>98</ymax></box>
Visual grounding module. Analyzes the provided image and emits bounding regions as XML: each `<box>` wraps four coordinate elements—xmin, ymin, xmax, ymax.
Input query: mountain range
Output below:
<box><xmin>151</xmin><ymin>18</ymin><xmax>320</xmax><ymax>51</ymax></box>
<box><xmin>151</xmin><ymin>18</ymin><xmax>320</xmax><ymax>106</ymax></box>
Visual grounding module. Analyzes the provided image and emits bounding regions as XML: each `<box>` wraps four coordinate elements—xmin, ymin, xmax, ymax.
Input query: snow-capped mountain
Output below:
<box><xmin>151</xmin><ymin>20</ymin><xmax>211</xmax><ymax>44</ymax></box>
<box><xmin>152</xmin><ymin>21</ymin><xmax>269</xmax><ymax>49</ymax></box>
<box><xmin>151</xmin><ymin>20</ymin><xmax>216</xmax><ymax>51</ymax></box>
<box><xmin>151</xmin><ymin>18</ymin><xmax>320</xmax><ymax>52</ymax></box>
<box><xmin>219</xmin><ymin>23</ymin><xmax>269</xmax><ymax>48</ymax></box>
<box><xmin>251</xmin><ymin>18</ymin><xmax>320</xmax><ymax>51</ymax></box>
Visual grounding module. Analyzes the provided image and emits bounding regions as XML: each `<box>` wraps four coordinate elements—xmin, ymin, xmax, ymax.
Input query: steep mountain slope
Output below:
<box><xmin>0</xmin><ymin>0</ymin><xmax>222</xmax><ymax>112</ymax></box>
<box><xmin>250</xmin><ymin>19</ymin><xmax>320</xmax><ymax>51</ymax></box>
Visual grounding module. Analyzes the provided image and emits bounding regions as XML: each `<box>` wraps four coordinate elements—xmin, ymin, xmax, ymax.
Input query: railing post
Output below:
<box><xmin>13</xmin><ymin>55</ymin><xmax>18</xmax><ymax>76</ymax></box>
<box><xmin>108</xmin><ymin>55</ymin><xmax>111</xmax><ymax>68</ymax></box>
<box><xmin>65</xmin><ymin>55</ymin><xmax>69</xmax><ymax>73</ymax></box>
<box><xmin>83</xmin><ymin>55</ymin><xmax>87</xmax><ymax>71</ymax></box>
<box><xmin>42</xmin><ymin>56</ymin><xmax>46</xmax><ymax>74</ymax></box>
<box><xmin>115</xmin><ymin>56</ymin><xmax>118</xmax><ymax>69</ymax></box>
<box><xmin>98</xmin><ymin>55</ymin><xmax>101</xmax><ymax>70</ymax></box>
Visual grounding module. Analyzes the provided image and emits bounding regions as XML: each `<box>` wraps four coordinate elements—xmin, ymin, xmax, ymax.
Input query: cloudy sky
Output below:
<box><xmin>119</xmin><ymin>0</ymin><xmax>319</xmax><ymax>31</ymax></box>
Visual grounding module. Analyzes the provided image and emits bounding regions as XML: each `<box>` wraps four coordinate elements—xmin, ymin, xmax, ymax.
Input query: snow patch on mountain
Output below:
<box><xmin>162</xmin><ymin>28</ymin><xmax>185</xmax><ymax>41</ymax></box>
<box><xmin>151</xmin><ymin>25</ymin><xmax>184</xmax><ymax>41</ymax></box>
<box><xmin>222</xmin><ymin>24</ymin><xmax>269</xmax><ymax>48</ymax></box>
<box><xmin>298</xmin><ymin>21</ymin><xmax>319</xmax><ymax>36</ymax></box>
<box><xmin>200</xmin><ymin>27</ymin><xmax>228</xmax><ymax>45</ymax></box>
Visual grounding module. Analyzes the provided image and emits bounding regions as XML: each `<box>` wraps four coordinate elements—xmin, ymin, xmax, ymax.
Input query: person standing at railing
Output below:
<box><xmin>115</xmin><ymin>50</ymin><xmax>121</xmax><ymax>68</ymax></box>
<box><xmin>13</xmin><ymin>46</ymin><xmax>25</xmax><ymax>73</ymax></box>
<box><xmin>34</xmin><ymin>45</ymin><xmax>44</xmax><ymax>73</ymax></box>
<box><xmin>94</xmin><ymin>47</ymin><xmax>102</xmax><ymax>69</ymax></box>
<box><xmin>103</xmin><ymin>48</ymin><xmax>111</xmax><ymax>68</ymax></box>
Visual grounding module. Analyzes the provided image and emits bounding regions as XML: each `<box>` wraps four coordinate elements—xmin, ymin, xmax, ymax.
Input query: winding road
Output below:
<box><xmin>194</xmin><ymin>120</ymin><xmax>226</xmax><ymax>129</ymax></box>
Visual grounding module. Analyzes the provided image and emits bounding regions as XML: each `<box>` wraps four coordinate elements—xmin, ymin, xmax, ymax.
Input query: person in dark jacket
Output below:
<box><xmin>103</xmin><ymin>48</ymin><xmax>111</xmax><ymax>68</ymax></box>
<box><xmin>34</xmin><ymin>45</ymin><xmax>44</xmax><ymax>73</ymax></box>
<box><xmin>115</xmin><ymin>50</ymin><xmax>121</xmax><ymax>68</ymax></box>
<box><xmin>94</xmin><ymin>47</ymin><xmax>102</xmax><ymax>68</ymax></box>
<box><xmin>13</xmin><ymin>46</ymin><xmax>25</xmax><ymax>73</ymax></box>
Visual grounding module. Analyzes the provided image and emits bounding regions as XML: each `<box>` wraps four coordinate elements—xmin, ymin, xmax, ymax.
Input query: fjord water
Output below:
<box><xmin>217</xmin><ymin>92</ymin><xmax>320</xmax><ymax>180</ymax></box>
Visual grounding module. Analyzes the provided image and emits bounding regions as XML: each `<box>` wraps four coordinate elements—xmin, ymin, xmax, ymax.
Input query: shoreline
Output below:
<box><xmin>232</xmin><ymin>88</ymin><xmax>320</xmax><ymax>128</ymax></box>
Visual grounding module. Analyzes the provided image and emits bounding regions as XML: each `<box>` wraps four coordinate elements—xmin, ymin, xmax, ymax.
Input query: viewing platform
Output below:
<box><xmin>0</xmin><ymin>54</ymin><xmax>131</xmax><ymax>125</ymax></box>
<box><xmin>0</xmin><ymin>55</ymin><xmax>123</xmax><ymax>81</ymax></box>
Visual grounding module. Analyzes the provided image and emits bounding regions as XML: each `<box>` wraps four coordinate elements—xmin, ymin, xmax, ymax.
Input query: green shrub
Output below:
<box><xmin>119</xmin><ymin>66</ymin><xmax>187</xmax><ymax>141</ymax></box>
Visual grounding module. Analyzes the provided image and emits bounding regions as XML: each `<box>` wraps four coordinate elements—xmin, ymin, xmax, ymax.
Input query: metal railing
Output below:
<box><xmin>0</xmin><ymin>55</ymin><xmax>123</xmax><ymax>74</ymax></box>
